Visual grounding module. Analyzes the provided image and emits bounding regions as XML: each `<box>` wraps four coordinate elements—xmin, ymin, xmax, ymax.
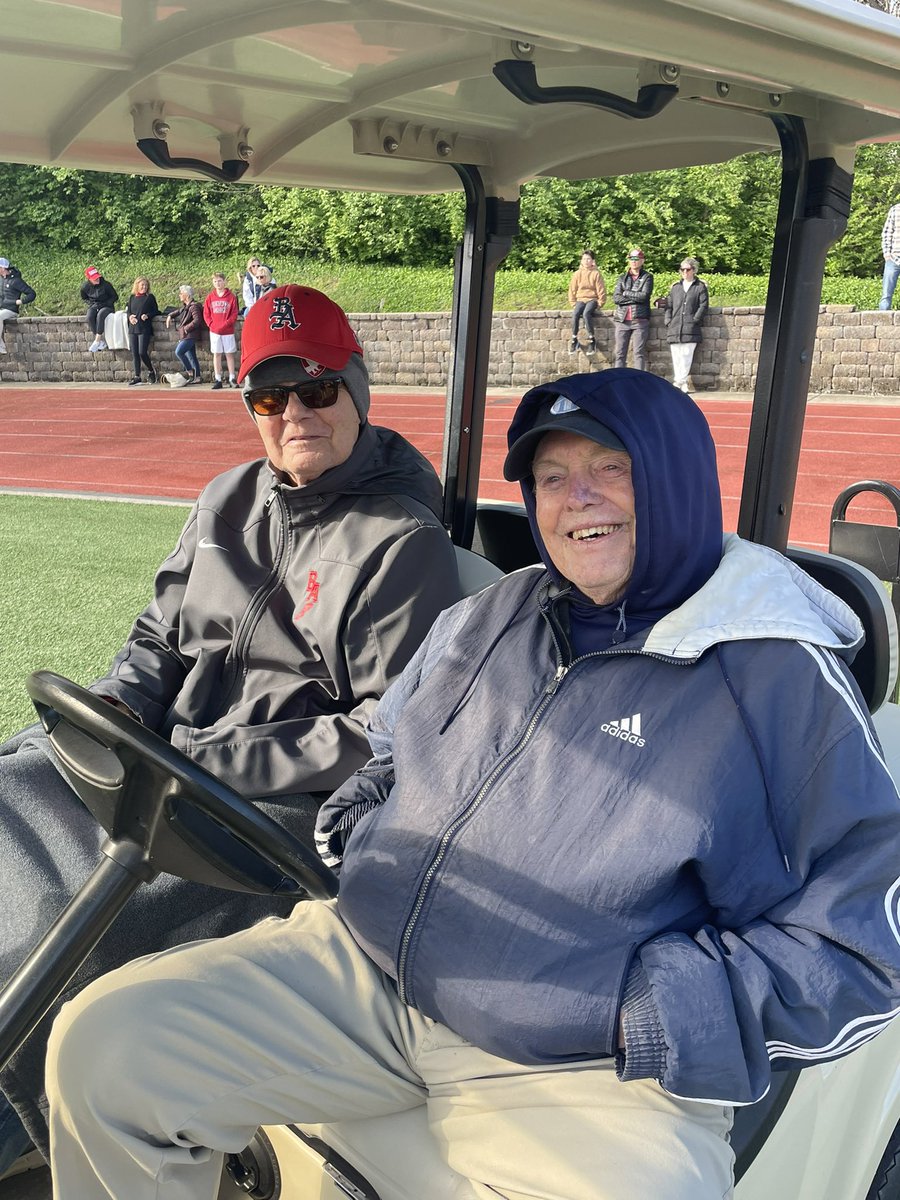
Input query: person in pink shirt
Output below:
<box><xmin>202</xmin><ymin>272</ymin><xmax>239</xmax><ymax>388</ymax></box>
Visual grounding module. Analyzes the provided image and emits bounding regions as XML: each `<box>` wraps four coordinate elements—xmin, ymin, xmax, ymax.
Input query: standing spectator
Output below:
<box><xmin>165</xmin><ymin>285</ymin><xmax>205</xmax><ymax>384</ymax></box>
<box><xmin>879</xmin><ymin>201</ymin><xmax>900</xmax><ymax>310</ymax></box>
<box><xmin>242</xmin><ymin>255</ymin><xmax>276</xmax><ymax>313</ymax></box>
<box><xmin>664</xmin><ymin>257</ymin><xmax>709</xmax><ymax>392</ymax></box>
<box><xmin>125</xmin><ymin>277</ymin><xmax>160</xmax><ymax>385</ymax></box>
<box><xmin>0</xmin><ymin>258</ymin><xmax>35</xmax><ymax>355</ymax></box>
<box><xmin>612</xmin><ymin>247</ymin><xmax>653</xmax><ymax>371</ymax></box>
<box><xmin>203</xmin><ymin>272</ymin><xmax>239</xmax><ymax>389</ymax></box>
<box><xmin>81</xmin><ymin>267</ymin><xmax>119</xmax><ymax>353</ymax></box>
<box><xmin>567</xmin><ymin>250</ymin><xmax>606</xmax><ymax>354</ymax></box>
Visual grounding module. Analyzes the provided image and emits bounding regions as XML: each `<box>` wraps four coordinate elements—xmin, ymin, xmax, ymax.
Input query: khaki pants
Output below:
<box><xmin>47</xmin><ymin>901</ymin><xmax>734</xmax><ymax>1200</ymax></box>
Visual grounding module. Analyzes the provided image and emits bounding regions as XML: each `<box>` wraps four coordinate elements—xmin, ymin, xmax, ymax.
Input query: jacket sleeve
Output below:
<box><xmin>15</xmin><ymin>279</ymin><xmax>35</xmax><ymax>305</ymax></box>
<box><xmin>107</xmin><ymin>283</ymin><xmax>120</xmax><ymax>307</ymax></box>
<box><xmin>88</xmin><ymin>508</ymin><xmax>201</xmax><ymax>728</ymax></box>
<box><xmin>80</xmin><ymin>283</ymin><xmax>91</xmax><ymax>304</ymax></box>
<box><xmin>619</xmin><ymin>661</ymin><xmax>900</xmax><ymax>1105</ymax></box>
<box><xmin>595</xmin><ymin>271</ymin><xmax>607</xmax><ymax>306</ymax></box>
<box><xmin>883</xmin><ymin>207</ymin><xmax>896</xmax><ymax>258</ymax></box>
<box><xmin>664</xmin><ymin>285</ymin><xmax>675</xmax><ymax>324</ymax></box>
<box><xmin>242</xmin><ymin>275</ymin><xmax>255</xmax><ymax>310</ymax></box>
<box><xmin>612</xmin><ymin>273</ymin><xmax>626</xmax><ymax>304</ymax></box>
<box><xmin>172</xmin><ymin>523</ymin><xmax>463</xmax><ymax>799</ymax></box>
<box><xmin>183</xmin><ymin>302</ymin><xmax>203</xmax><ymax>337</ymax></box>
<box><xmin>147</xmin><ymin>294</ymin><xmax>160</xmax><ymax>321</ymax></box>
<box><xmin>695</xmin><ymin>282</ymin><xmax>709</xmax><ymax>323</ymax></box>
<box><xmin>228</xmin><ymin>294</ymin><xmax>239</xmax><ymax>325</ymax></box>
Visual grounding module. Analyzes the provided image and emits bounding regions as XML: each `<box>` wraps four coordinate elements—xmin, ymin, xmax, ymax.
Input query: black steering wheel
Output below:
<box><xmin>27</xmin><ymin>671</ymin><xmax>338</xmax><ymax>900</ymax></box>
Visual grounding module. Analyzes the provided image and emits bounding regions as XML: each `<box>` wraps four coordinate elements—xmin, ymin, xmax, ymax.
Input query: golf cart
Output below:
<box><xmin>1</xmin><ymin>1</ymin><xmax>900</xmax><ymax>1197</ymax></box>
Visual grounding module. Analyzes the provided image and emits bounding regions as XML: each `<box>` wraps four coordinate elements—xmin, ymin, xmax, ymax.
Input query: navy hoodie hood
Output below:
<box><xmin>506</xmin><ymin>368</ymin><xmax>723</xmax><ymax>649</ymax></box>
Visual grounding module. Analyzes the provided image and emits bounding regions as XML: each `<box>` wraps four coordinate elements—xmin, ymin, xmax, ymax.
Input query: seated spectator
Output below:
<box><xmin>165</xmin><ymin>285</ymin><xmax>205</xmax><ymax>384</ymax></box>
<box><xmin>0</xmin><ymin>258</ymin><xmax>35</xmax><ymax>355</ymax></box>
<box><xmin>0</xmin><ymin>283</ymin><xmax>462</xmax><ymax>1171</ymax></box>
<box><xmin>567</xmin><ymin>250</ymin><xmax>606</xmax><ymax>354</ymax></box>
<box><xmin>45</xmin><ymin>367</ymin><xmax>900</xmax><ymax>1200</ymax></box>
<box><xmin>125</xmin><ymin>276</ymin><xmax>160</xmax><ymax>385</ymax></box>
<box><xmin>80</xmin><ymin>267</ymin><xmax>119</xmax><ymax>353</ymax></box>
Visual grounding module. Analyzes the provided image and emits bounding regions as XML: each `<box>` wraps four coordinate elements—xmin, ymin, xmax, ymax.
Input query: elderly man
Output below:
<box><xmin>47</xmin><ymin>368</ymin><xmax>900</xmax><ymax>1200</ymax></box>
<box><xmin>0</xmin><ymin>284</ymin><xmax>460</xmax><ymax>1170</ymax></box>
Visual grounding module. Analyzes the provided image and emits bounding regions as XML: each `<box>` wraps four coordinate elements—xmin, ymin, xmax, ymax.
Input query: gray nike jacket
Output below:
<box><xmin>91</xmin><ymin>421</ymin><xmax>461</xmax><ymax>799</ymax></box>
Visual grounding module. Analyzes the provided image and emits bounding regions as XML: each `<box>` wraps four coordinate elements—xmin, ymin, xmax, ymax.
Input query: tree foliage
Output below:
<box><xmin>1</xmin><ymin>142</ymin><xmax>897</xmax><ymax>277</ymax></box>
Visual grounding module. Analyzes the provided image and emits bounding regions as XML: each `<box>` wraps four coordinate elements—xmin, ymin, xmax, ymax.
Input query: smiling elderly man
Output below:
<box><xmin>47</xmin><ymin>368</ymin><xmax>900</xmax><ymax>1200</ymax></box>
<box><xmin>0</xmin><ymin>284</ymin><xmax>460</xmax><ymax>1172</ymax></box>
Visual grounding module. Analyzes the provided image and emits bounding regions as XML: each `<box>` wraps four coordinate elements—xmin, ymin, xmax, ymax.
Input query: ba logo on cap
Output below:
<box><xmin>269</xmin><ymin>297</ymin><xmax>300</xmax><ymax>331</ymax></box>
<box><xmin>299</xmin><ymin>357</ymin><xmax>326</xmax><ymax>378</ymax></box>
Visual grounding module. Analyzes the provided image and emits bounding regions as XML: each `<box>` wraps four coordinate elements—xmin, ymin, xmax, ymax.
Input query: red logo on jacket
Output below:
<box><xmin>296</xmin><ymin>569</ymin><xmax>320</xmax><ymax>619</ymax></box>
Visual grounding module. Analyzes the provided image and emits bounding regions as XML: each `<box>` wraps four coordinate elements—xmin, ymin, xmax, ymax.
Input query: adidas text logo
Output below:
<box><xmin>600</xmin><ymin>714</ymin><xmax>645</xmax><ymax>747</ymax></box>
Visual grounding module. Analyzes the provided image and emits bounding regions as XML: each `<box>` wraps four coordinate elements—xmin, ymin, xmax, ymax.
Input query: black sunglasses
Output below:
<box><xmin>245</xmin><ymin>378</ymin><xmax>343</xmax><ymax>416</ymax></box>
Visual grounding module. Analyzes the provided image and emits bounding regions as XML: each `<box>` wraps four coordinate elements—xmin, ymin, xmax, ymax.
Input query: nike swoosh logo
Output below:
<box><xmin>198</xmin><ymin>537</ymin><xmax>228</xmax><ymax>551</ymax></box>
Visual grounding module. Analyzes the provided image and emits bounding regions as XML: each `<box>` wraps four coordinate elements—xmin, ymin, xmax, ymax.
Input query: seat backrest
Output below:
<box><xmin>787</xmin><ymin>546</ymin><xmax>899</xmax><ymax>714</ymax></box>
<box><xmin>454</xmin><ymin>544</ymin><xmax>504</xmax><ymax>597</ymax></box>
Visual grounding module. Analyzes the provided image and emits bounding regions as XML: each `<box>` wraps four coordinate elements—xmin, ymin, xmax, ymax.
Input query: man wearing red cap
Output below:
<box><xmin>80</xmin><ymin>267</ymin><xmax>119</xmax><ymax>353</ymax></box>
<box><xmin>0</xmin><ymin>285</ymin><xmax>461</xmax><ymax>1170</ymax></box>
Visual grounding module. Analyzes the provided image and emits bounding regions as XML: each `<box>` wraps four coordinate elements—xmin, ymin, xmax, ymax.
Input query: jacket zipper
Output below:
<box><xmin>395</xmin><ymin>599</ymin><xmax>699</xmax><ymax>1004</ymax></box>
<box><xmin>396</xmin><ymin>611</ymin><xmax>571</xmax><ymax>1004</ymax></box>
<box><xmin>216</xmin><ymin>483</ymin><xmax>289</xmax><ymax>710</ymax></box>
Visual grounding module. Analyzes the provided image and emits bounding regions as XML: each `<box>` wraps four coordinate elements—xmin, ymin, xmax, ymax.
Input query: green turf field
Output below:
<box><xmin>0</xmin><ymin>494</ymin><xmax>190</xmax><ymax>740</ymax></box>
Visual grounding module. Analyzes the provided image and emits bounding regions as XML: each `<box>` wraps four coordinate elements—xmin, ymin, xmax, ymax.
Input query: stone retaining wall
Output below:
<box><xmin>1</xmin><ymin>306</ymin><xmax>898</xmax><ymax>394</ymax></box>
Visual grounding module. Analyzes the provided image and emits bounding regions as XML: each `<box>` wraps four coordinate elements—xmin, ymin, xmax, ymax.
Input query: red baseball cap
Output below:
<box><xmin>238</xmin><ymin>284</ymin><xmax>363</xmax><ymax>383</ymax></box>
<box><xmin>85</xmin><ymin>266</ymin><xmax>101</xmax><ymax>281</ymax></box>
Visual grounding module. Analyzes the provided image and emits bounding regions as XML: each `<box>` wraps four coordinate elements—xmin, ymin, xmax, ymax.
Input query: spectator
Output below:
<box><xmin>879</xmin><ymin>201</ymin><xmax>900</xmax><ymax>311</ymax></box>
<box><xmin>125</xmin><ymin>276</ymin><xmax>160</xmax><ymax>385</ymax></box>
<box><xmin>567</xmin><ymin>250</ymin><xmax>606</xmax><ymax>354</ymax></box>
<box><xmin>165</xmin><ymin>285</ymin><xmax>205</xmax><ymax>384</ymax></box>
<box><xmin>46</xmin><ymin>368</ymin><xmax>900</xmax><ymax>1200</ymax></box>
<box><xmin>612</xmin><ymin>247</ymin><xmax>653</xmax><ymax>371</ymax></box>
<box><xmin>664</xmin><ymin>257</ymin><xmax>709</xmax><ymax>392</ymax></box>
<box><xmin>0</xmin><ymin>283</ymin><xmax>462</xmax><ymax>1170</ymax></box>
<box><xmin>80</xmin><ymin>267</ymin><xmax>119</xmax><ymax>353</ymax></box>
<box><xmin>203</xmin><ymin>272</ymin><xmax>239</xmax><ymax>389</ymax></box>
<box><xmin>242</xmin><ymin>255</ymin><xmax>276</xmax><ymax>313</ymax></box>
<box><xmin>0</xmin><ymin>258</ymin><xmax>35</xmax><ymax>355</ymax></box>
<box><xmin>253</xmin><ymin>265</ymin><xmax>277</xmax><ymax>303</ymax></box>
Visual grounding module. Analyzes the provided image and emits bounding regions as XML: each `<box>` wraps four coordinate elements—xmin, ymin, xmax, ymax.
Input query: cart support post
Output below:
<box><xmin>738</xmin><ymin>117</ymin><xmax>852</xmax><ymax>551</ymax></box>
<box><xmin>442</xmin><ymin>165</ymin><xmax>519</xmax><ymax>546</ymax></box>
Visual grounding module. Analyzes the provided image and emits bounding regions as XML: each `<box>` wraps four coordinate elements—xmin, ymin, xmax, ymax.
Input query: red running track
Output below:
<box><xmin>0</xmin><ymin>385</ymin><xmax>898</xmax><ymax>551</ymax></box>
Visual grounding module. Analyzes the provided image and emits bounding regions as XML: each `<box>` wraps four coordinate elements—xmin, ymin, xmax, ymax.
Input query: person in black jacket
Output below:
<box><xmin>125</xmin><ymin>276</ymin><xmax>160</xmax><ymax>385</ymax></box>
<box><xmin>80</xmin><ymin>266</ymin><xmax>119</xmax><ymax>353</ymax></box>
<box><xmin>664</xmin><ymin>257</ymin><xmax>710</xmax><ymax>392</ymax></box>
<box><xmin>612</xmin><ymin>247</ymin><xmax>654</xmax><ymax>371</ymax></box>
<box><xmin>0</xmin><ymin>258</ymin><xmax>36</xmax><ymax>355</ymax></box>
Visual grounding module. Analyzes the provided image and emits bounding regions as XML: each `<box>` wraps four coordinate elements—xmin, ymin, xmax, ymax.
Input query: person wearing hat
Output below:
<box><xmin>46</xmin><ymin>370</ymin><xmax>900</xmax><ymax>1200</ymax></box>
<box><xmin>0</xmin><ymin>284</ymin><xmax>461</xmax><ymax>1173</ymax></box>
<box><xmin>0</xmin><ymin>258</ymin><xmax>35</xmax><ymax>355</ymax></box>
<box><xmin>612</xmin><ymin>247</ymin><xmax>654</xmax><ymax>371</ymax></box>
<box><xmin>80</xmin><ymin>267</ymin><xmax>119</xmax><ymax>353</ymax></box>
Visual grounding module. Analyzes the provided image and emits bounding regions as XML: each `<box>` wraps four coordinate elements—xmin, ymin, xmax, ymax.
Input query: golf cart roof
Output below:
<box><xmin>3</xmin><ymin>0</ymin><xmax>900</xmax><ymax>195</ymax></box>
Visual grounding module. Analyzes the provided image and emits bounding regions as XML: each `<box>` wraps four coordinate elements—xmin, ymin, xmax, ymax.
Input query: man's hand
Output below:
<box><xmin>98</xmin><ymin>695</ymin><xmax>141</xmax><ymax>723</ymax></box>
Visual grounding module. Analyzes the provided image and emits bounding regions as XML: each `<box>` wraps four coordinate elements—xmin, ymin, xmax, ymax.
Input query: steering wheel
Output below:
<box><xmin>27</xmin><ymin>671</ymin><xmax>338</xmax><ymax>900</ymax></box>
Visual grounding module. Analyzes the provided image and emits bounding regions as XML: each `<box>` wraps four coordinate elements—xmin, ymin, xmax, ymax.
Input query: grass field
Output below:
<box><xmin>0</xmin><ymin>495</ymin><xmax>189</xmax><ymax>740</ymax></box>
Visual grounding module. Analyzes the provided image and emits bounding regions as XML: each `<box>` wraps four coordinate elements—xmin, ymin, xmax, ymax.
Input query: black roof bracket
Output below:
<box><xmin>492</xmin><ymin>59</ymin><xmax>677</xmax><ymax>120</ymax></box>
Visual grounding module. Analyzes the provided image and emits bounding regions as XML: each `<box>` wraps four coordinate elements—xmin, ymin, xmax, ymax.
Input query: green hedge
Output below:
<box><xmin>7</xmin><ymin>250</ymin><xmax>889</xmax><ymax>316</ymax></box>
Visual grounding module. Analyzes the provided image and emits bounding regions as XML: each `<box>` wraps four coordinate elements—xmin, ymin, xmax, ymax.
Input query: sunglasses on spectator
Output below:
<box><xmin>681</xmin><ymin>264</ymin><xmax>694</xmax><ymax>271</ymax></box>
<box><xmin>245</xmin><ymin>378</ymin><xmax>343</xmax><ymax>416</ymax></box>
<box><xmin>628</xmin><ymin>254</ymin><xmax>643</xmax><ymax>261</ymax></box>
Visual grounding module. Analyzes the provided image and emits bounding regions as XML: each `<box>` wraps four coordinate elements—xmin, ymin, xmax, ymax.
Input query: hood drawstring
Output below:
<box><xmin>612</xmin><ymin>601</ymin><xmax>628</xmax><ymax>645</ymax></box>
<box><xmin>438</xmin><ymin>578</ymin><xmax>543</xmax><ymax>735</ymax></box>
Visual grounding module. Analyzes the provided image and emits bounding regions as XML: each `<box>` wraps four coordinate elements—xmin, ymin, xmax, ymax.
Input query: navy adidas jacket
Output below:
<box><xmin>319</xmin><ymin>369</ymin><xmax>900</xmax><ymax>1105</ymax></box>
